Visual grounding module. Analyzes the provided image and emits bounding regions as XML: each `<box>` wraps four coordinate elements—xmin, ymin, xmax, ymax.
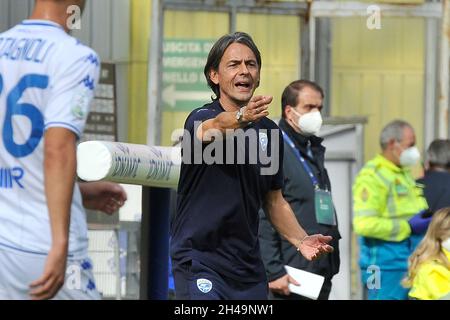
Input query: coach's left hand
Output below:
<box><xmin>297</xmin><ymin>234</ymin><xmax>334</xmax><ymax>261</ymax></box>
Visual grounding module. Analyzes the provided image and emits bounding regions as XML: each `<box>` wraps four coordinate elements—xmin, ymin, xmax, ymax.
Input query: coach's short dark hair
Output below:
<box><xmin>281</xmin><ymin>80</ymin><xmax>324</xmax><ymax>118</ymax></box>
<box><xmin>204</xmin><ymin>32</ymin><xmax>261</xmax><ymax>100</ymax></box>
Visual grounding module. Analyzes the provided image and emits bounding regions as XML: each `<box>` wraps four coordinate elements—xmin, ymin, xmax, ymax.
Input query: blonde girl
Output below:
<box><xmin>403</xmin><ymin>207</ymin><xmax>450</xmax><ymax>300</ymax></box>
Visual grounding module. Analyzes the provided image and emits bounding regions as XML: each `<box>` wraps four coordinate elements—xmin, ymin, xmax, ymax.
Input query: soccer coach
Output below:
<box><xmin>170</xmin><ymin>32</ymin><xmax>333</xmax><ymax>300</ymax></box>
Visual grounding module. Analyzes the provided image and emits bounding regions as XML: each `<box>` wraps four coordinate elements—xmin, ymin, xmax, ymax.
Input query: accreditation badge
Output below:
<box><xmin>314</xmin><ymin>189</ymin><xmax>337</xmax><ymax>226</ymax></box>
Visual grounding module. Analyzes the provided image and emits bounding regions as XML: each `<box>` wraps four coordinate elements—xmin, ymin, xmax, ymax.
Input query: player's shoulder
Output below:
<box><xmin>0</xmin><ymin>23</ymin><xmax>19</xmax><ymax>38</ymax></box>
<box><xmin>0</xmin><ymin>28</ymin><xmax>9</xmax><ymax>37</ymax></box>
<box><xmin>61</xmin><ymin>37</ymin><xmax>99</xmax><ymax>62</ymax></box>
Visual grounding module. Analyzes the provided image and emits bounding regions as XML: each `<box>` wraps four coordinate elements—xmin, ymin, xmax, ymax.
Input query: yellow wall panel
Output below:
<box><xmin>334</xmin><ymin>17</ymin><xmax>424</xmax><ymax>70</ymax></box>
<box><xmin>339</xmin><ymin>73</ymin><xmax>363</xmax><ymax>116</ymax></box>
<box><xmin>128</xmin><ymin>0</ymin><xmax>152</xmax><ymax>144</ymax></box>
<box><xmin>128</xmin><ymin>62</ymin><xmax>149</xmax><ymax>144</ymax></box>
<box><xmin>331</xmin><ymin>17</ymin><xmax>425</xmax><ymax>169</ymax></box>
<box><xmin>334</xmin><ymin>19</ymin><xmax>363</xmax><ymax>67</ymax></box>
<box><xmin>381</xmin><ymin>75</ymin><xmax>404</xmax><ymax>119</ymax></box>
<box><xmin>237</xmin><ymin>14</ymin><xmax>300</xmax><ymax>120</ymax></box>
<box><xmin>401</xmin><ymin>19</ymin><xmax>425</xmax><ymax>69</ymax></box>
<box><xmin>361</xmin><ymin>74</ymin><xmax>383</xmax><ymax>145</ymax></box>
<box><xmin>401</xmin><ymin>74</ymin><xmax>424</xmax><ymax>147</ymax></box>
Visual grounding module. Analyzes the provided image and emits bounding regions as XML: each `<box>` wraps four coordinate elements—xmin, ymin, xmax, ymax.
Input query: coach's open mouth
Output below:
<box><xmin>235</xmin><ymin>80</ymin><xmax>252</xmax><ymax>91</ymax></box>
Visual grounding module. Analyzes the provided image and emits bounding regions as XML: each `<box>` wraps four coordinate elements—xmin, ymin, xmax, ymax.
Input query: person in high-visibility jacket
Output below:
<box><xmin>402</xmin><ymin>207</ymin><xmax>450</xmax><ymax>300</ymax></box>
<box><xmin>353</xmin><ymin>120</ymin><xmax>431</xmax><ymax>300</ymax></box>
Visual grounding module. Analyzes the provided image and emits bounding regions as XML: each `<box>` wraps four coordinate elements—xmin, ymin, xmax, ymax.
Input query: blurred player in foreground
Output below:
<box><xmin>0</xmin><ymin>0</ymin><xmax>126</xmax><ymax>300</ymax></box>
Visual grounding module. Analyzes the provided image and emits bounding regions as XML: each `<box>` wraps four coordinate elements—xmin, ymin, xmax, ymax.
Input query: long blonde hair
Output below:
<box><xmin>403</xmin><ymin>207</ymin><xmax>450</xmax><ymax>288</ymax></box>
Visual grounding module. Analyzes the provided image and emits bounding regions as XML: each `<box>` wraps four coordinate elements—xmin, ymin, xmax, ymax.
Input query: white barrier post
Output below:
<box><xmin>77</xmin><ymin>141</ymin><xmax>181</xmax><ymax>188</ymax></box>
<box><xmin>77</xmin><ymin>141</ymin><xmax>181</xmax><ymax>299</ymax></box>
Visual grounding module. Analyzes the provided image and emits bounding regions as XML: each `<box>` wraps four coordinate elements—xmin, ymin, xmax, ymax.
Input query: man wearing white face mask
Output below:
<box><xmin>353</xmin><ymin>120</ymin><xmax>430</xmax><ymax>300</ymax></box>
<box><xmin>259</xmin><ymin>80</ymin><xmax>341</xmax><ymax>300</ymax></box>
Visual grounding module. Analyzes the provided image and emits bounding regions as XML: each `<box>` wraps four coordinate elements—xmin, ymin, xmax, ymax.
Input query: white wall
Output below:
<box><xmin>321</xmin><ymin>122</ymin><xmax>365</xmax><ymax>300</ymax></box>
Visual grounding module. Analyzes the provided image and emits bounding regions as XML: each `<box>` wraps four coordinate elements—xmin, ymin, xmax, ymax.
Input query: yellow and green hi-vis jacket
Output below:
<box><xmin>353</xmin><ymin>154</ymin><xmax>428</xmax><ymax>242</ymax></box>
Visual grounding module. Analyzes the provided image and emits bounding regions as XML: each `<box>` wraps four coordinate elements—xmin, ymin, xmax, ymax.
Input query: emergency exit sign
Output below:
<box><xmin>162</xmin><ymin>39</ymin><xmax>215</xmax><ymax>111</ymax></box>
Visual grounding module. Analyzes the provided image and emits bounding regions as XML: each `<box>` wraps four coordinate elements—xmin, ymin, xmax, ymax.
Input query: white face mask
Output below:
<box><xmin>291</xmin><ymin>109</ymin><xmax>323</xmax><ymax>136</ymax></box>
<box><xmin>399</xmin><ymin>146</ymin><xmax>421</xmax><ymax>167</ymax></box>
<box><xmin>442</xmin><ymin>238</ymin><xmax>450</xmax><ymax>252</ymax></box>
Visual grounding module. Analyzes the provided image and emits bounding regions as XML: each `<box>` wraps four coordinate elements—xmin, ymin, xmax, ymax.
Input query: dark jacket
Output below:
<box><xmin>259</xmin><ymin>118</ymin><xmax>341</xmax><ymax>282</ymax></box>
<box><xmin>417</xmin><ymin>170</ymin><xmax>450</xmax><ymax>213</ymax></box>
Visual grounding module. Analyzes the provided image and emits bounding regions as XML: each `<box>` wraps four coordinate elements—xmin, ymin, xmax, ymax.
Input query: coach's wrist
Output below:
<box><xmin>241</xmin><ymin>107</ymin><xmax>254</xmax><ymax>126</ymax></box>
<box><xmin>295</xmin><ymin>235</ymin><xmax>308</xmax><ymax>252</ymax></box>
<box><xmin>234</xmin><ymin>106</ymin><xmax>251</xmax><ymax>125</ymax></box>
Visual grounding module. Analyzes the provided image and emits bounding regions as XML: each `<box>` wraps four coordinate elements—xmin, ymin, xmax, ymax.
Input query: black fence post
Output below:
<box><xmin>140</xmin><ymin>186</ymin><xmax>170</xmax><ymax>300</ymax></box>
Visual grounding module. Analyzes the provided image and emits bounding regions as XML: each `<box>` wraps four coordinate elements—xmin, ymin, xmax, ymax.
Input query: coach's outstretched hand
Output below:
<box><xmin>241</xmin><ymin>95</ymin><xmax>272</xmax><ymax>123</ymax></box>
<box><xmin>79</xmin><ymin>181</ymin><xmax>127</xmax><ymax>215</ymax></box>
<box><xmin>297</xmin><ymin>234</ymin><xmax>334</xmax><ymax>261</ymax></box>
